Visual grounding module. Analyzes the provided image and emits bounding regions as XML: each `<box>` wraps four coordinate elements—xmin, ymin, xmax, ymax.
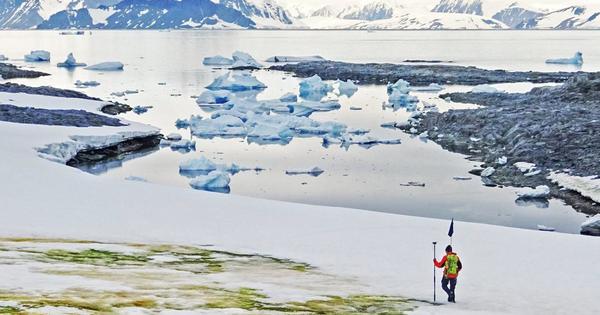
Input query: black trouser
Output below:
<box><xmin>441</xmin><ymin>277</ymin><xmax>457</xmax><ymax>299</ymax></box>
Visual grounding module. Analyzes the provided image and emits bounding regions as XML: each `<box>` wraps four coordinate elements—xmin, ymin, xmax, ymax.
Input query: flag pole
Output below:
<box><xmin>432</xmin><ymin>241</ymin><xmax>437</xmax><ymax>302</ymax></box>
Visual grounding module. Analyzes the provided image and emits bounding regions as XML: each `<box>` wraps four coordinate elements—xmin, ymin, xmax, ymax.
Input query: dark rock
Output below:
<box><xmin>101</xmin><ymin>102</ymin><xmax>132</xmax><ymax>115</ymax></box>
<box><xmin>0</xmin><ymin>104</ymin><xmax>125</xmax><ymax>127</ymax></box>
<box><xmin>0</xmin><ymin>63</ymin><xmax>49</xmax><ymax>79</ymax></box>
<box><xmin>0</xmin><ymin>82</ymin><xmax>101</xmax><ymax>100</ymax></box>
<box><xmin>67</xmin><ymin>134</ymin><xmax>162</xmax><ymax>166</ymax></box>
<box><xmin>270</xmin><ymin>60</ymin><xmax>587</xmax><ymax>86</ymax></box>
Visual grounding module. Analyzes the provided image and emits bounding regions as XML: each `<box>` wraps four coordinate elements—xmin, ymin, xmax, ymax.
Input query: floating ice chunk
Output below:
<box><xmin>189</xmin><ymin>171</ymin><xmax>231</xmax><ymax>191</ymax></box>
<box><xmin>481</xmin><ymin>167</ymin><xmax>495</xmax><ymax>177</ymax></box>
<box><xmin>203</xmin><ymin>55</ymin><xmax>234</xmax><ymax>66</ymax></box>
<box><xmin>170</xmin><ymin>139</ymin><xmax>196</xmax><ymax>150</ymax></box>
<box><xmin>211</xmin><ymin>109</ymin><xmax>247</xmax><ymax>122</ymax></box>
<box><xmin>125</xmin><ymin>176</ymin><xmax>148</xmax><ymax>182</ymax></box>
<box><xmin>196</xmin><ymin>90</ymin><xmax>232</xmax><ymax>105</ymax></box>
<box><xmin>335</xmin><ymin>79</ymin><xmax>358</xmax><ymax>97</ymax></box>
<box><xmin>411</xmin><ymin>83</ymin><xmax>444</xmax><ymax>92</ymax></box>
<box><xmin>516</xmin><ymin>185</ymin><xmax>550</xmax><ymax>199</ymax></box>
<box><xmin>514</xmin><ymin>162</ymin><xmax>536</xmax><ymax>173</ymax></box>
<box><xmin>497</xmin><ymin>156</ymin><xmax>508</xmax><ymax>165</ymax></box>
<box><xmin>133</xmin><ymin>106</ymin><xmax>152</xmax><ymax>114</ymax></box>
<box><xmin>285</xmin><ymin>167</ymin><xmax>324</xmax><ymax>176</ymax></box>
<box><xmin>231</xmin><ymin>51</ymin><xmax>262</xmax><ymax>69</ymax></box>
<box><xmin>471</xmin><ymin>85</ymin><xmax>504</xmax><ymax>93</ymax></box>
<box><xmin>166</xmin><ymin>133</ymin><xmax>182</xmax><ymax>141</ymax></box>
<box><xmin>57</xmin><ymin>53</ymin><xmax>86</xmax><ymax>68</ymax></box>
<box><xmin>299</xmin><ymin>75</ymin><xmax>333</xmax><ymax>100</ymax></box>
<box><xmin>400</xmin><ymin>181</ymin><xmax>426</xmax><ymax>187</ymax></box>
<box><xmin>175</xmin><ymin>118</ymin><xmax>191</xmax><ymax>129</ymax></box>
<box><xmin>180</xmin><ymin>157</ymin><xmax>217</xmax><ymax>172</ymax></box>
<box><xmin>85</xmin><ymin>61</ymin><xmax>124</xmax><ymax>71</ymax></box>
<box><xmin>0</xmin><ymin>54</ymin><xmax>7</xmax><ymax>61</ymax></box>
<box><xmin>190</xmin><ymin>115</ymin><xmax>247</xmax><ymax>138</ymax></box>
<box><xmin>387</xmin><ymin>79</ymin><xmax>411</xmax><ymax>94</ymax></box>
<box><xmin>74</xmin><ymin>80</ymin><xmax>100</xmax><ymax>88</ymax></box>
<box><xmin>279</xmin><ymin>92</ymin><xmax>298</xmax><ymax>103</ymax></box>
<box><xmin>537</xmin><ymin>225</ymin><xmax>555</xmax><ymax>232</ymax></box>
<box><xmin>266</xmin><ymin>55</ymin><xmax>325</xmax><ymax>63</ymax></box>
<box><xmin>206</xmin><ymin>71</ymin><xmax>266</xmax><ymax>91</ymax></box>
<box><xmin>581</xmin><ymin>214</ymin><xmax>600</xmax><ymax>236</ymax></box>
<box><xmin>339</xmin><ymin>134</ymin><xmax>401</xmax><ymax>149</ymax></box>
<box><xmin>387</xmin><ymin>79</ymin><xmax>418</xmax><ymax>106</ymax></box>
<box><xmin>350</xmin><ymin>107</ymin><xmax>362</xmax><ymax>111</ymax></box>
<box><xmin>545</xmin><ymin>52</ymin><xmax>583</xmax><ymax>65</ymax></box>
<box><xmin>348</xmin><ymin>128</ymin><xmax>370</xmax><ymax>135</ymax></box>
<box><xmin>24</xmin><ymin>50</ymin><xmax>50</xmax><ymax>62</ymax></box>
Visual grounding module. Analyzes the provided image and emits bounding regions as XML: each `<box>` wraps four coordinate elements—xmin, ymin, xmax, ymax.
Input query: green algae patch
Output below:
<box><xmin>204</xmin><ymin>287</ymin><xmax>268</xmax><ymax>311</ymax></box>
<box><xmin>279</xmin><ymin>295</ymin><xmax>412</xmax><ymax>314</ymax></box>
<box><xmin>43</xmin><ymin>249</ymin><xmax>149</xmax><ymax>266</ymax></box>
<box><xmin>0</xmin><ymin>306</ymin><xmax>22</xmax><ymax>314</ymax></box>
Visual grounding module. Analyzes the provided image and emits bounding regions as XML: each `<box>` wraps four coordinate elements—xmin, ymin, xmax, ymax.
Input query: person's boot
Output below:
<box><xmin>450</xmin><ymin>293</ymin><xmax>456</xmax><ymax>303</ymax></box>
<box><xmin>447</xmin><ymin>295</ymin><xmax>452</xmax><ymax>302</ymax></box>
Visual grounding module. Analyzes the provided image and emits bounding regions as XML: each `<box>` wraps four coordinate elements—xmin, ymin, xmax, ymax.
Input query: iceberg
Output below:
<box><xmin>545</xmin><ymin>52</ymin><xmax>583</xmax><ymax>65</ymax></box>
<box><xmin>231</xmin><ymin>51</ymin><xmax>262</xmax><ymax>69</ymax></box>
<box><xmin>279</xmin><ymin>92</ymin><xmax>298</xmax><ymax>103</ymax></box>
<box><xmin>471</xmin><ymin>85</ymin><xmax>504</xmax><ymax>93</ymax></box>
<box><xmin>335</xmin><ymin>79</ymin><xmax>358</xmax><ymax>97</ymax></box>
<box><xmin>387</xmin><ymin>79</ymin><xmax>418</xmax><ymax>106</ymax></box>
<box><xmin>203</xmin><ymin>55</ymin><xmax>234</xmax><ymax>66</ymax></box>
<box><xmin>411</xmin><ymin>83</ymin><xmax>444</xmax><ymax>92</ymax></box>
<box><xmin>170</xmin><ymin>139</ymin><xmax>196</xmax><ymax>150</ymax></box>
<box><xmin>516</xmin><ymin>185</ymin><xmax>550</xmax><ymax>199</ymax></box>
<box><xmin>299</xmin><ymin>75</ymin><xmax>333</xmax><ymax>100</ymax></box>
<box><xmin>24</xmin><ymin>50</ymin><xmax>50</xmax><ymax>62</ymax></box>
<box><xmin>85</xmin><ymin>62</ymin><xmax>124</xmax><ymax>71</ymax></box>
<box><xmin>189</xmin><ymin>171</ymin><xmax>231</xmax><ymax>191</ymax></box>
<box><xmin>285</xmin><ymin>167</ymin><xmax>324</xmax><ymax>177</ymax></box>
<box><xmin>74</xmin><ymin>80</ymin><xmax>100</xmax><ymax>88</ymax></box>
<box><xmin>133</xmin><ymin>106</ymin><xmax>152</xmax><ymax>114</ymax></box>
<box><xmin>196</xmin><ymin>90</ymin><xmax>232</xmax><ymax>106</ymax></box>
<box><xmin>190</xmin><ymin>115</ymin><xmax>247</xmax><ymax>138</ymax></box>
<box><xmin>57</xmin><ymin>53</ymin><xmax>86</xmax><ymax>68</ymax></box>
<box><xmin>266</xmin><ymin>55</ymin><xmax>325</xmax><ymax>63</ymax></box>
<box><xmin>180</xmin><ymin>157</ymin><xmax>217</xmax><ymax>172</ymax></box>
<box><xmin>206</xmin><ymin>71</ymin><xmax>266</xmax><ymax>91</ymax></box>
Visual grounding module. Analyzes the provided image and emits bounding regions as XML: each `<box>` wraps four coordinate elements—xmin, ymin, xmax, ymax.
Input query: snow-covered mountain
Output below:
<box><xmin>1</xmin><ymin>0</ymin><xmax>600</xmax><ymax>30</ymax></box>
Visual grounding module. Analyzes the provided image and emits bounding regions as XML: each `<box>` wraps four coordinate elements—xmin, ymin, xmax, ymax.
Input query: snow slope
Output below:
<box><xmin>0</xmin><ymin>91</ymin><xmax>599</xmax><ymax>314</ymax></box>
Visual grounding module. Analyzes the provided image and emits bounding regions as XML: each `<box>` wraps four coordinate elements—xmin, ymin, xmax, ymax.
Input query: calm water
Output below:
<box><xmin>2</xmin><ymin>30</ymin><xmax>599</xmax><ymax>234</ymax></box>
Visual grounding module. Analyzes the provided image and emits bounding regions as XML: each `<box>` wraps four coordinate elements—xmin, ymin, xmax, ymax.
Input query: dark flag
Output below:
<box><xmin>448</xmin><ymin>218</ymin><xmax>454</xmax><ymax>237</ymax></box>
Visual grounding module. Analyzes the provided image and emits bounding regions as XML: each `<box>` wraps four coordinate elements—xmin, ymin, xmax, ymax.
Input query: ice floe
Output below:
<box><xmin>169</xmin><ymin>139</ymin><xmax>196</xmax><ymax>150</ymax></box>
<box><xmin>166</xmin><ymin>133</ymin><xmax>182</xmax><ymax>141</ymax></box>
<box><xmin>410</xmin><ymin>83</ymin><xmax>444</xmax><ymax>92</ymax></box>
<box><xmin>196</xmin><ymin>90</ymin><xmax>232</xmax><ymax>105</ymax></box>
<box><xmin>203</xmin><ymin>55</ymin><xmax>234</xmax><ymax>66</ymax></box>
<box><xmin>24</xmin><ymin>50</ymin><xmax>50</xmax><ymax>62</ymax></box>
<box><xmin>266</xmin><ymin>55</ymin><xmax>325</xmax><ymax>63</ymax></box>
<box><xmin>387</xmin><ymin>79</ymin><xmax>418</xmax><ymax>107</ymax></box>
<box><xmin>545</xmin><ymin>52</ymin><xmax>583</xmax><ymax>65</ymax></box>
<box><xmin>206</xmin><ymin>71</ymin><xmax>266</xmax><ymax>91</ymax></box>
<box><xmin>180</xmin><ymin>156</ymin><xmax>217</xmax><ymax>172</ymax></box>
<box><xmin>471</xmin><ymin>84</ymin><xmax>504</xmax><ymax>93</ymax></box>
<box><xmin>335</xmin><ymin>79</ymin><xmax>358</xmax><ymax>97</ymax></box>
<box><xmin>133</xmin><ymin>105</ymin><xmax>152</xmax><ymax>114</ymax></box>
<box><xmin>285</xmin><ymin>167</ymin><xmax>324</xmax><ymax>177</ymax></box>
<box><xmin>279</xmin><ymin>92</ymin><xmax>298</xmax><ymax>103</ymax></box>
<box><xmin>125</xmin><ymin>176</ymin><xmax>148</xmax><ymax>182</ymax></box>
<box><xmin>57</xmin><ymin>53</ymin><xmax>86</xmax><ymax>68</ymax></box>
<box><xmin>85</xmin><ymin>61</ymin><xmax>124</xmax><ymax>71</ymax></box>
<box><xmin>516</xmin><ymin>185</ymin><xmax>550</xmax><ymax>199</ymax></box>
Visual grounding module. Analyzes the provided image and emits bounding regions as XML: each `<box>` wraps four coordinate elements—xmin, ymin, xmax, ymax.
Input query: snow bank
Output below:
<box><xmin>57</xmin><ymin>53</ymin><xmax>86</xmax><ymax>68</ymax></box>
<box><xmin>545</xmin><ymin>52</ymin><xmax>583</xmax><ymax>65</ymax></box>
<box><xmin>24</xmin><ymin>50</ymin><xmax>50</xmax><ymax>62</ymax></box>
<box><xmin>203</xmin><ymin>55</ymin><xmax>234</xmax><ymax>66</ymax></box>
<box><xmin>206</xmin><ymin>71</ymin><xmax>266</xmax><ymax>91</ymax></box>
<box><xmin>548</xmin><ymin>172</ymin><xmax>600</xmax><ymax>204</ymax></box>
<box><xmin>85</xmin><ymin>62</ymin><xmax>124</xmax><ymax>71</ymax></box>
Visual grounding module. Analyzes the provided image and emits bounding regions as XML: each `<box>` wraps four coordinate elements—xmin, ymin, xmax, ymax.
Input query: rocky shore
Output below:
<box><xmin>0</xmin><ymin>63</ymin><xmax>49</xmax><ymax>79</ymax></box>
<box><xmin>270</xmin><ymin>61</ymin><xmax>585</xmax><ymax>86</ymax></box>
<box><xmin>66</xmin><ymin>134</ymin><xmax>162</xmax><ymax>167</ymax></box>
<box><xmin>404</xmin><ymin>74</ymin><xmax>600</xmax><ymax>216</ymax></box>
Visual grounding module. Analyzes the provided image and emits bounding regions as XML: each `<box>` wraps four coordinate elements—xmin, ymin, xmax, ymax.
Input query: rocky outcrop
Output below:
<box><xmin>405</xmin><ymin>74</ymin><xmax>600</xmax><ymax>216</ymax></box>
<box><xmin>270</xmin><ymin>61</ymin><xmax>584</xmax><ymax>86</ymax></box>
<box><xmin>0</xmin><ymin>82</ymin><xmax>101</xmax><ymax>100</ymax></box>
<box><xmin>66</xmin><ymin>134</ymin><xmax>162</xmax><ymax>166</ymax></box>
<box><xmin>0</xmin><ymin>63</ymin><xmax>49</xmax><ymax>79</ymax></box>
<box><xmin>0</xmin><ymin>104</ymin><xmax>125</xmax><ymax>127</ymax></box>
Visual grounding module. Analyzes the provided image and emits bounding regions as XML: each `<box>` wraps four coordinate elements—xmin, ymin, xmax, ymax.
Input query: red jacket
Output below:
<box><xmin>434</xmin><ymin>252</ymin><xmax>462</xmax><ymax>279</ymax></box>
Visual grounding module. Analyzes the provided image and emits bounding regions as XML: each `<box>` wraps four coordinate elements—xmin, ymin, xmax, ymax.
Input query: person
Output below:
<box><xmin>433</xmin><ymin>245</ymin><xmax>462</xmax><ymax>303</ymax></box>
